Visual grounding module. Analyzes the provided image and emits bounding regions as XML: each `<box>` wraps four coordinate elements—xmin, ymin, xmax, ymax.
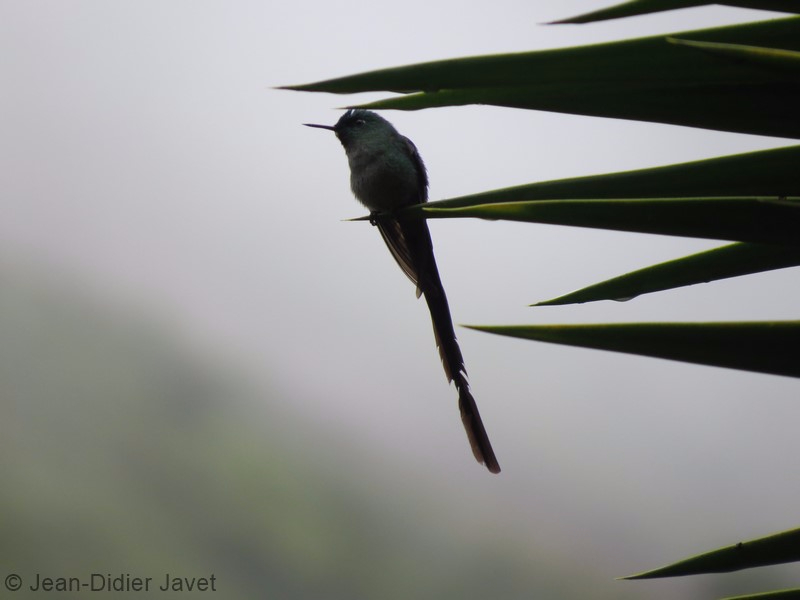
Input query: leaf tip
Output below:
<box><xmin>617</xmin><ymin>565</ymin><xmax>668</xmax><ymax>580</ymax></box>
<box><xmin>530</xmin><ymin>300</ymin><xmax>557</xmax><ymax>307</ymax></box>
<box><xmin>460</xmin><ymin>324</ymin><xmax>492</xmax><ymax>333</ymax></box>
<box><xmin>275</xmin><ymin>82</ymin><xmax>317</xmax><ymax>92</ymax></box>
<box><xmin>539</xmin><ymin>18</ymin><xmax>577</xmax><ymax>25</ymax></box>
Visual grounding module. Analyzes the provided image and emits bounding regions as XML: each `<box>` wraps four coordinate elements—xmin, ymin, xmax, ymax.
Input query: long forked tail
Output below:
<box><xmin>374</xmin><ymin>215</ymin><xmax>500</xmax><ymax>473</ymax></box>
<box><xmin>423</xmin><ymin>268</ymin><xmax>501</xmax><ymax>474</ymax></box>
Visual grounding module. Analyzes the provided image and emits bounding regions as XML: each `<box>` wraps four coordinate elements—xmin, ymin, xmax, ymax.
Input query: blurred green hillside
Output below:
<box><xmin>0</xmin><ymin>264</ymin><xmax>643</xmax><ymax>599</ymax></box>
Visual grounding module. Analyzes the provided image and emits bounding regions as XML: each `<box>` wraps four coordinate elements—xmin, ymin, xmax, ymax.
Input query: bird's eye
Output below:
<box><xmin>354</xmin><ymin>119</ymin><xmax>366</xmax><ymax>126</ymax></box>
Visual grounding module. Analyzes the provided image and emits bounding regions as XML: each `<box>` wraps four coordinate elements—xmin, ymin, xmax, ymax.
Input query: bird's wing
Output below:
<box><xmin>401</xmin><ymin>135</ymin><xmax>429</xmax><ymax>196</ymax></box>
<box><xmin>373</xmin><ymin>134</ymin><xmax>429</xmax><ymax>297</ymax></box>
<box><xmin>375</xmin><ymin>216</ymin><xmax>424</xmax><ymax>298</ymax></box>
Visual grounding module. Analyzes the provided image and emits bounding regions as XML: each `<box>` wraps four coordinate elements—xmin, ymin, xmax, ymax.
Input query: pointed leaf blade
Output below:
<box><xmin>548</xmin><ymin>0</ymin><xmax>701</xmax><ymax>25</ymax></box>
<box><xmin>550</xmin><ymin>1</ymin><xmax>800</xmax><ymax>25</ymax></box>
<box><xmin>667</xmin><ymin>37</ymin><xmax>800</xmax><ymax>74</ymax></box>
<box><xmin>620</xmin><ymin>527</ymin><xmax>800</xmax><ymax>579</ymax></box>
<box><xmin>722</xmin><ymin>589</ymin><xmax>800</xmax><ymax>600</ymax></box>
<box><xmin>465</xmin><ymin>322</ymin><xmax>800</xmax><ymax>378</ymax></box>
<box><xmin>422</xmin><ymin>197</ymin><xmax>800</xmax><ymax>246</ymax></box>
<box><xmin>282</xmin><ymin>19</ymin><xmax>800</xmax><ymax>138</ymax></box>
<box><xmin>535</xmin><ymin>243</ymin><xmax>800</xmax><ymax>305</ymax></box>
<box><xmin>415</xmin><ymin>146</ymin><xmax>800</xmax><ymax>210</ymax></box>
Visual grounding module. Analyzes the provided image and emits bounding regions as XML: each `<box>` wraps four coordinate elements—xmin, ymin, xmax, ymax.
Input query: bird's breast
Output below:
<box><xmin>347</xmin><ymin>148</ymin><xmax>420</xmax><ymax>212</ymax></box>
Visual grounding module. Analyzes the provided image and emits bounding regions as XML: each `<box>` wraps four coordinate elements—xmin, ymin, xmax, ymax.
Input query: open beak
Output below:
<box><xmin>303</xmin><ymin>123</ymin><xmax>336</xmax><ymax>131</ymax></box>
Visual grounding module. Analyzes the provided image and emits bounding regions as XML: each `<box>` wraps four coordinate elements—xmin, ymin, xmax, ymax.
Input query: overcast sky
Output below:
<box><xmin>2</xmin><ymin>2</ymin><xmax>799</xmax><ymax>596</ymax></box>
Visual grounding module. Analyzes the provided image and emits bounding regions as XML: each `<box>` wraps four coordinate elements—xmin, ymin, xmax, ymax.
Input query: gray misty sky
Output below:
<box><xmin>2</xmin><ymin>1</ymin><xmax>799</xmax><ymax>595</ymax></box>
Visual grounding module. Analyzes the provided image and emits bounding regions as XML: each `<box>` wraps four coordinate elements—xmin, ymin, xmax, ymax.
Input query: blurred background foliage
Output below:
<box><xmin>0</xmin><ymin>265</ymin><xmax>643</xmax><ymax>599</ymax></box>
<box><xmin>1</xmin><ymin>262</ymin><xmax>795</xmax><ymax>597</ymax></box>
<box><xmin>1</xmin><ymin>263</ymin><xmax>794</xmax><ymax>599</ymax></box>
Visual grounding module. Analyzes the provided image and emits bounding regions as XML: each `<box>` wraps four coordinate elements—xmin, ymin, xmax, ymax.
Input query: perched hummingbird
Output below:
<box><xmin>304</xmin><ymin>109</ymin><xmax>500</xmax><ymax>473</ymax></box>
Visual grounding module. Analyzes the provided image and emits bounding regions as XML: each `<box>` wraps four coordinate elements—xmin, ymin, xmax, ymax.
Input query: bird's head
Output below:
<box><xmin>304</xmin><ymin>109</ymin><xmax>396</xmax><ymax>151</ymax></box>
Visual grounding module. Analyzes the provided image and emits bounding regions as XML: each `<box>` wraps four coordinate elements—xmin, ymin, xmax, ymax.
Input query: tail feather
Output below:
<box><xmin>375</xmin><ymin>215</ymin><xmax>500</xmax><ymax>473</ymax></box>
<box><xmin>457</xmin><ymin>380</ymin><xmax>501</xmax><ymax>474</ymax></box>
